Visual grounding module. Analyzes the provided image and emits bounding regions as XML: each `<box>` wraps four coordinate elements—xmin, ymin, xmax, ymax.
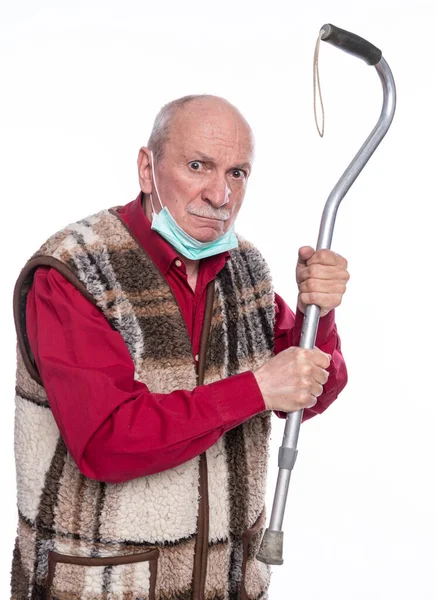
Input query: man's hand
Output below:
<box><xmin>296</xmin><ymin>246</ymin><xmax>349</xmax><ymax>317</ymax></box>
<box><xmin>253</xmin><ymin>347</ymin><xmax>331</xmax><ymax>412</ymax></box>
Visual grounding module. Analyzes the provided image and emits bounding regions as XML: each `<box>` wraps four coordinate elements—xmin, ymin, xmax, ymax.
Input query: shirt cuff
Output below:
<box><xmin>207</xmin><ymin>371</ymin><xmax>266</xmax><ymax>429</ymax></box>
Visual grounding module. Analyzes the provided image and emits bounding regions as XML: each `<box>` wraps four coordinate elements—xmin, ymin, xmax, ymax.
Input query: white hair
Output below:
<box><xmin>147</xmin><ymin>94</ymin><xmax>254</xmax><ymax>161</ymax></box>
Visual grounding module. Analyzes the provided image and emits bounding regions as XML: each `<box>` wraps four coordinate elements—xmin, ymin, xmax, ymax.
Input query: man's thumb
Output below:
<box><xmin>297</xmin><ymin>246</ymin><xmax>315</xmax><ymax>265</ymax></box>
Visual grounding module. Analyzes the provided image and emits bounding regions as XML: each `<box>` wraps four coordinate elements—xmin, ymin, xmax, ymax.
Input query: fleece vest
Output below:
<box><xmin>11</xmin><ymin>208</ymin><xmax>276</xmax><ymax>600</ymax></box>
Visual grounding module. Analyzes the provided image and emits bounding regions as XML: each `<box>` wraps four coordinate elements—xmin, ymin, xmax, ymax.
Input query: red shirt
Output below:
<box><xmin>25</xmin><ymin>194</ymin><xmax>347</xmax><ymax>484</ymax></box>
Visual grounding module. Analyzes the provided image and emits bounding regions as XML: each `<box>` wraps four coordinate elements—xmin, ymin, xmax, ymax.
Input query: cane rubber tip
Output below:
<box><xmin>256</xmin><ymin>528</ymin><xmax>284</xmax><ymax>565</ymax></box>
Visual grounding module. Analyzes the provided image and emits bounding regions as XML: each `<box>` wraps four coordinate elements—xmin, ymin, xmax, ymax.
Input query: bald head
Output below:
<box><xmin>147</xmin><ymin>95</ymin><xmax>254</xmax><ymax>163</ymax></box>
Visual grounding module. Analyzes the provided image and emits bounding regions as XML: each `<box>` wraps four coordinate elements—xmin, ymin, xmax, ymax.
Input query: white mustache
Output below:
<box><xmin>187</xmin><ymin>206</ymin><xmax>231</xmax><ymax>221</ymax></box>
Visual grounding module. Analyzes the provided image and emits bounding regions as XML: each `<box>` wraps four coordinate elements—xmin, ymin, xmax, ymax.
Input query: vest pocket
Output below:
<box><xmin>241</xmin><ymin>507</ymin><xmax>270</xmax><ymax>600</ymax></box>
<box><xmin>46</xmin><ymin>548</ymin><xmax>158</xmax><ymax>600</ymax></box>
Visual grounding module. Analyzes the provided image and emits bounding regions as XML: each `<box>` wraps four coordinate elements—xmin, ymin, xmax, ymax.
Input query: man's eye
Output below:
<box><xmin>231</xmin><ymin>169</ymin><xmax>246</xmax><ymax>179</ymax></box>
<box><xmin>189</xmin><ymin>161</ymin><xmax>202</xmax><ymax>171</ymax></box>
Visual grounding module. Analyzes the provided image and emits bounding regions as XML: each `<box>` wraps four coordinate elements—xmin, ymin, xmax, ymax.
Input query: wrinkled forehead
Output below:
<box><xmin>167</xmin><ymin>102</ymin><xmax>254</xmax><ymax>162</ymax></box>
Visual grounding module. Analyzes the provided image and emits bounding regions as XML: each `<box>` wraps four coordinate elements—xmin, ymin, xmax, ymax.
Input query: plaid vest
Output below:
<box><xmin>11</xmin><ymin>208</ymin><xmax>275</xmax><ymax>600</ymax></box>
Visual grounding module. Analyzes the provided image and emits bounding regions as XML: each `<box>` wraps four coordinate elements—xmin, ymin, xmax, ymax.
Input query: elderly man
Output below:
<box><xmin>11</xmin><ymin>95</ymin><xmax>348</xmax><ymax>600</ymax></box>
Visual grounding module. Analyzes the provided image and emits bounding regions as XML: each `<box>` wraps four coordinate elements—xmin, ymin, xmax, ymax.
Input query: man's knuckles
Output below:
<box><xmin>279</xmin><ymin>346</ymin><xmax>330</xmax><ymax>371</ymax></box>
<box><xmin>283</xmin><ymin>346</ymin><xmax>310</xmax><ymax>360</ymax></box>
<box><xmin>299</xmin><ymin>376</ymin><xmax>313</xmax><ymax>390</ymax></box>
<box><xmin>306</xmin><ymin>264</ymin><xmax>326</xmax><ymax>278</ymax></box>
<box><xmin>300</xmin><ymin>278</ymin><xmax>320</xmax><ymax>293</ymax></box>
<box><xmin>299</xmin><ymin>279</ymin><xmax>347</xmax><ymax>293</ymax></box>
<box><xmin>299</xmin><ymin>363</ymin><xmax>315</xmax><ymax>378</ymax></box>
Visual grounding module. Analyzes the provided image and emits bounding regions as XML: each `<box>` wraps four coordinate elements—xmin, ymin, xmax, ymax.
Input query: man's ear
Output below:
<box><xmin>137</xmin><ymin>147</ymin><xmax>153</xmax><ymax>194</ymax></box>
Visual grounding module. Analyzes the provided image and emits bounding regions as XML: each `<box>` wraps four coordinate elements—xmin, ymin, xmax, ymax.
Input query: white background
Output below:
<box><xmin>1</xmin><ymin>1</ymin><xmax>435</xmax><ymax>598</ymax></box>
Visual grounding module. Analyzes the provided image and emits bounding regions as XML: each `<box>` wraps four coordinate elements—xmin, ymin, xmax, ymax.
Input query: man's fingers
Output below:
<box><xmin>299</xmin><ymin>291</ymin><xmax>344</xmax><ymax>311</ymax></box>
<box><xmin>297</xmin><ymin>263</ymin><xmax>340</xmax><ymax>283</ymax></box>
<box><xmin>313</xmin><ymin>348</ymin><xmax>331</xmax><ymax>369</ymax></box>
<box><xmin>314</xmin><ymin>367</ymin><xmax>330</xmax><ymax>386</ymax></box>
<box><xmin>311</xmin><ymin>382</ymin><xmax>325</xmax><ymax>398</ymax></box>
<box><xmin>306</xmin><ymin>395</ymin><xmax>318</xmax><ymax>409</ymax></box>
<box><xmin>298</xmin><ymin>279</ymin><xmax>348</xmax><ymax>294</ymax></box>
<box><xmin>296</xmin><ymin>264</ymin><xmax>350</xmax><ymax>283</ymax></box>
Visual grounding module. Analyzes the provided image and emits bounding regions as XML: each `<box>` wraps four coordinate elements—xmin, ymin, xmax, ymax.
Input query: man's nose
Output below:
<box><xmin>202</xmin><ymin>177</ymin><xmax>230</xmax><ymax>208</ymax></box>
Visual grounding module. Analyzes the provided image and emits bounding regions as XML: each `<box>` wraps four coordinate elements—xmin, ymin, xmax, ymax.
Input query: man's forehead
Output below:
<box><xmin>169</xmin><ymin>104</ymin><xmax>253</xmax><ymax>161</ymax></box>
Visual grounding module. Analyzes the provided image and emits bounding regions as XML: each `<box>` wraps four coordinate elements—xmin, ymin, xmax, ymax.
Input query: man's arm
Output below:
<box><xmin>27</xmin><ymin>266</ymin><xmax>346</xmax><ymax>484</ymax></box>
<box><xmin>26</xmin><ymin>268</ymin><xmax>266</xmax><ymax>484</ymax></box>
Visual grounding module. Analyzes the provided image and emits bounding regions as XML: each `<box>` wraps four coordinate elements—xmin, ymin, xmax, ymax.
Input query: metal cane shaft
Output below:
<box><xmin>257</xmin><ymin>25</ymin><xmax>396</xmax><ymax>566</ymax></box>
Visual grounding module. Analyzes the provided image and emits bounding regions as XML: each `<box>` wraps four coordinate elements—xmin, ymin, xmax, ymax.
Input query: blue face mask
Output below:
<box><xmin>148</xmin><ymin>151</ymin><xmax>238</xmax><ymax>261</ymax></box>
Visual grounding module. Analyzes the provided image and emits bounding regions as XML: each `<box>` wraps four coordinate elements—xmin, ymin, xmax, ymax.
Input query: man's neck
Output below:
<box><xmin>142</xmin><ymin>193</ymin><xmax>200</xmax><ymax>290</ymax></box>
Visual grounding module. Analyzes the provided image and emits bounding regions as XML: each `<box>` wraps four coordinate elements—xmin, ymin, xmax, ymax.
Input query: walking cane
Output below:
<box><xmin>257</xmin><ymin>23</ymin><xmax>396</xmax><ymax>565</ymax></box>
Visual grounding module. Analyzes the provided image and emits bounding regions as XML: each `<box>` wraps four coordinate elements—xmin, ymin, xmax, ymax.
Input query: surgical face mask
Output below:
<box><xmin>148</xmin><ymin>151</ymin><xmax>238</xmax><ymax>260</ymax></box>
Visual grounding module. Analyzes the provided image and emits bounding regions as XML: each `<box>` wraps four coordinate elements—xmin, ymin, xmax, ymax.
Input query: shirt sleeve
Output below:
<box><xmin>273</xmin><ymin>293</ymin><xmax>348</xmax><ymax>421</ymax></box>
<box><xmin>26</xmin><ymin>268</ymin><xmax>266</xmax><ymax>484</ymax></box>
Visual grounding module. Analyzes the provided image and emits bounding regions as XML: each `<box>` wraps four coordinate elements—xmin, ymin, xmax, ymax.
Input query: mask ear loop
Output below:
<box><xmin>313</xmin><ymin>29</ymin><xmax>325</xmax><ymax>138</ymax></box>
<box><xmin>149</xmin><ymin>151</ymin><xmax>164</xmax><ymax>214</ymax></box>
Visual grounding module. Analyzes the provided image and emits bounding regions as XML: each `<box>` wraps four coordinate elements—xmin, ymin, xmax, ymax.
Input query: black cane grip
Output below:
<box><xmin>320</xmin><ymin>24</ymin><xmax>382</xmax><ymax>66</ymax></box>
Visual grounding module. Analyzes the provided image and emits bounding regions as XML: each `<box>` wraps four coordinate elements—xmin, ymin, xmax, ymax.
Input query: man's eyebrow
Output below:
<box><xmin>192</xmin><ymin>151</ymin><xmax>215</xmax><ymax>163</ymax></box>
<box><xmin>234</xmin><ymin>162</ymin><xmax>252</xmax><ymax>171</ymax></box>
<box><xmin>192</xmin><ymin>151</ymin><xmax>252</xmax><ymax>171</ymax></box>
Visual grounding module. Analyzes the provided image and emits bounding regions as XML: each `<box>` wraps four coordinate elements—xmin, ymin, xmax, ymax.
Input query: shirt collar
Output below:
<box><xmin>115</xmin><ymin>192</ymin><xmax>231</xmax><ymax>275</ymax></box>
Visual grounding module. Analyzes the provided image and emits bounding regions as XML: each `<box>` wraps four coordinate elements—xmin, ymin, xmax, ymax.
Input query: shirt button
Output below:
<box><xmin>175</xmin><ymin>259</ymin><xmax>182</xmax><ymax>267</ymax></box>
<box><xmin>195</xmin><ymin>354</ymin><xmax>199</xmax><ymax>362</ymax></box>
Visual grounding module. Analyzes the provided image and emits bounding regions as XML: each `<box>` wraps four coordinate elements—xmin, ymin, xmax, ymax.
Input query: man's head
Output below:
<box><xmin>137</xmin><ymin>95</ymin><xmax>254</xmax><ymax>243</ymax></box>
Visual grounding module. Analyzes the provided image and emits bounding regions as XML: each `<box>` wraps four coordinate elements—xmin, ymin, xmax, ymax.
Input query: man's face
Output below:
<box><xmin>142</xmin><ymin>100</ymin><xmax>254</xmax><ymax>243</ymax></box>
